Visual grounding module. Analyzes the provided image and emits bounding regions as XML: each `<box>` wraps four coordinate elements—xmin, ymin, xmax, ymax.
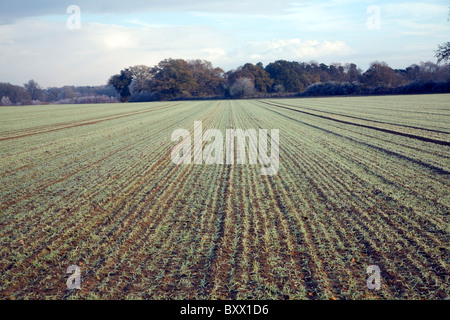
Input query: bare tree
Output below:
<box><xmin>229</xmin><ymin>77</ymin><xmax>255</xmax><ymax>97</ymax></box>
<box><xmin>436</xmin><ymin>42</ymin><xmax>450</xmax><ymax>65</ymax></box>
<box><xmin>1</xmin><ymin>96</ymin><xmax>12</xmax><ymax>106</ymax></box>
<box><xmin>129</xmin><ymin>65</ymin><xmax>153</xmax><ymax>95</ymax></box>
<box><xmin>24</xmin><ymin>79</ymin><xmax>43</xmax><ymax>101</ymax></box>
<box><xmin>435</xmin><ymin>8</ymin><xmax>450</xmax><ymax>64</ymax></box>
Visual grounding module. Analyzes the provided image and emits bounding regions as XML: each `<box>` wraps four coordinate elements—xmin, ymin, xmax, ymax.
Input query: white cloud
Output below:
<box><xmin>0</xmin><ymin>15</ymin><xmax>355</xmax><ymax>87</ymax></box>
<box><xmin>92</xmin><ymin>24</ymin><xmax>139</xmax><ymax>50</ymax></box>
<box><xmin>0</xmin><ymin>18</ymin><xmax>232</xmax><ymax>87</ymax></box>
<box><xmin>229</xmin><ymin>38</ymin><xmax>353</xmax><ymax>64</ymax></box>
<box><xmin>202</xmin><ymin>48</ymin><xmax>228</xmax><ymax>61</ymax></box>
<box><xmin>1</xmin><ymin>1</ymin><xmax>448</xmax><ymax>87</ymax></box>
<box><xmin>383</xmin><ymin>2</ymin><xmax>446</xmax><ymax>18</ymax></box>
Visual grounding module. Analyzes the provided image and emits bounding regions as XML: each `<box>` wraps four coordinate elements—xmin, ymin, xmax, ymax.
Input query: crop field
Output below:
<box><xmin>0</xmin><ymin>94</ymin><xmax>449</xmax><ymax>300</ymax></box>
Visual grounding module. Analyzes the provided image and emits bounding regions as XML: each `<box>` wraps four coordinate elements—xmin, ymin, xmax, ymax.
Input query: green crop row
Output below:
<box><xmin>0</xmin><ymin>95</ymin><xmax>448</xmax><ymax>300</ymax></box>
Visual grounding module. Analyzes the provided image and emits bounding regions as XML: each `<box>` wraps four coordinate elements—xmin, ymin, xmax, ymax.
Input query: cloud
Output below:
<box><xmin>280</xmin><ymin>0</ymin><xmax>364</xmax><ymax>32</ymax></box>
<box><xmin>1</xmin><ymin>1</ymin><xmax>447</xmax><ymax>87</ymax></box>
<box><xmin>228</xmin><ymin>38</ymin><xmax>353</xmax><ymax>65</ymax></box>
<box><xmin>0</xmin><ymin>17</ymin><xmax>235</xmax><ymax>87</ymax></box>
<box><xmin>0</xmin><ymin>14</ymin><xmax>353</xmax><ymax>87</ymax></box>
<box><xmin>383</xmin><ymin>2</ymin><xmax>447</xmax><ymax>19</ymax></box>
<box><xmin>0</xmin><ymin>0</ymin><xmax>295</xmax><ymax>24</ymax></box>
<box><xmin>201</xmin><ymin>48</ymin><xmax>228</xmax><ymax>61</ymax></box>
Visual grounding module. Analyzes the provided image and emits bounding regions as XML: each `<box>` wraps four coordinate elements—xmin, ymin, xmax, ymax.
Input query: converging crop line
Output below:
<box><xmin>257</xmin><ymin>102</ymin><xmax>450</xmax><ymax>175</ymax></box>
<box><xmin>0</xmin><ymin>103</ymin><xmax>181</xmax><ymax>142</ymax></box>
<box><xmin>266</xmin><ymin>100</ymin><xmax>450</xmax><ymax>135</ymax></box>
<box><xmin>259</xmin><ymin>101</ymin><xmax>450</xmax><ymax>146</ymax></box>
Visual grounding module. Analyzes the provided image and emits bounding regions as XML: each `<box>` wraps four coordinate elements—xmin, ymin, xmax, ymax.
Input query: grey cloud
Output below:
<box><xmin>0</xmin><ymin>0</ymin><xmax>295</xmax><ymax>24</ymax></box>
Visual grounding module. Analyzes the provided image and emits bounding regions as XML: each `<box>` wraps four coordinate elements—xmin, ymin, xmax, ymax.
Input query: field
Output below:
<box><xmin>0</xmin><ymin>94</ymin><xmax>449</xmax><ymax>300</ymax></box>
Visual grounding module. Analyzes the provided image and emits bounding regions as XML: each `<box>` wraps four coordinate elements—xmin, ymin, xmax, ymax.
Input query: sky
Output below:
<box><xmin>0</xmin><ymin>0</ymin><xmax>449</xmax><ymax>87</ymax></box>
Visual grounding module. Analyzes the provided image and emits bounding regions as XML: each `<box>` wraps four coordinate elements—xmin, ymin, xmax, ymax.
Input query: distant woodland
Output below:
<box><xmin>1</xmin><ymin>58</ymin><xmax>450</xmax><ymax>106</ymax></box>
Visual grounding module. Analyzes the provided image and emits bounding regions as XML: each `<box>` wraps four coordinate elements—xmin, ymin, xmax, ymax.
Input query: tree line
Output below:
<box><xmin>107</xmin><ymin>59</ymin><xmax>450</xmax><ymax>102</ymax></box>
<box><xmin>0</xmin><ymin>81</ymin><xmax>118</xmax><ymax>106</ymax></box>
<box><xmin>1</xmin><ymin>58</ymin><xmax>449</xmax><ymax>106</ymax></box>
